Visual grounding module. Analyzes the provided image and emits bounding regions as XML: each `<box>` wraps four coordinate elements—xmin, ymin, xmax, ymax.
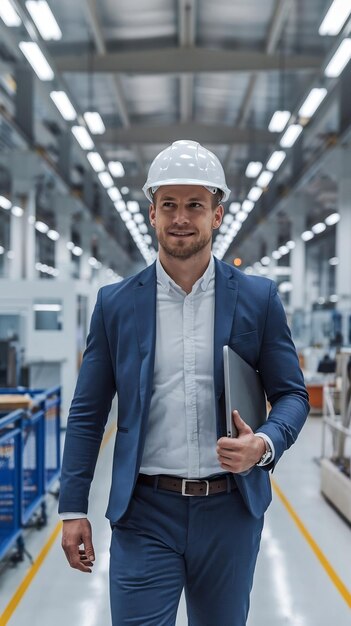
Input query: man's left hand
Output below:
<box><xmin>216</xmin><ymin>410</ymin><xmax>266</xmax><ymax>473</ymax></box>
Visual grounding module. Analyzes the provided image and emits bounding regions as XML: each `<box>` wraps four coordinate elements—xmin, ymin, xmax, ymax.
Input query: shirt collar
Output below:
<box><xmin>156</xmin><ymin>253</ymin><xmax>215</xmax><ymax>294</ymax></box>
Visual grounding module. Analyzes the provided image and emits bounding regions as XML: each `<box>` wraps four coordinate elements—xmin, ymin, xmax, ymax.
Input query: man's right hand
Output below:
<box><xmin>61</xmin><ymin>518</ymin><xmax>95</xmax><ymax>573</ymax></box>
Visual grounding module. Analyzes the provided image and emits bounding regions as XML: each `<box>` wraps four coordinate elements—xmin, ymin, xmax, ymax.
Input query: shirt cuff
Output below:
<box><xmin>254</xmin><ymin>433</ymin><xmax>275</xmax><ymax>465</ymax></box>
<box><xmin>59</xmin><ymin>512</ymin><xmax>87</xmax><ymax>520</ymax></box>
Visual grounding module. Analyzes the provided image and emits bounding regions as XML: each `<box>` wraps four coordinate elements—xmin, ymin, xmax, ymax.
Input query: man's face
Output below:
<box><xmin>149</xmin><ymin>185</ymin><xmax>223</xmax><ymax>260</ymax></box>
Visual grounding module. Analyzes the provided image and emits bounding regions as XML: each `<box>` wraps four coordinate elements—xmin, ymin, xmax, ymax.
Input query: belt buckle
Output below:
<box><xmin>181</xmin><ymin>479</ymin><xmax>210</xmax><ymax>496</ymax></box>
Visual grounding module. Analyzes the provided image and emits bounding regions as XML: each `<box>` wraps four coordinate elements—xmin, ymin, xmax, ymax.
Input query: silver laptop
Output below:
<box><xmin>223</xmin><ymin>345</ymin><xmax>267</xmax><ymax>437</ymax></box>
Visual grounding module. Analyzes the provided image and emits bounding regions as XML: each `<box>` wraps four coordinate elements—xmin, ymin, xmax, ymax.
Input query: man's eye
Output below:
<box><xmin>162</xmin><ymin>202</ymin><xmax>174</xmax><ymax>207</ymax></box>
<box><xmin>189</xmin><ymin>202</ymin><xmax>202</xmax><ymax>208</ymax></box>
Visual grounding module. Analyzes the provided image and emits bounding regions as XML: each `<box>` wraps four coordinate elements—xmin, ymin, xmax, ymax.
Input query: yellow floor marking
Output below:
<box><xmin>0</xmin><ymin>423</ymin><xmax>116</xmax><ymax>626</ymax></box>
<box><xmin>271</xmin><ymin>478</ymin><xmax>351</xmax><ymax>609</ymax></box>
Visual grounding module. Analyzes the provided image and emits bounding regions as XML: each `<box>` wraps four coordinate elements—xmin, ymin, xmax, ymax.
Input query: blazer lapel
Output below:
<box><xmin>213</xmin><ymin>258</ymin><xmax>239</xmax><ymax>400</ymax></box>
<box><xmin>133</xmin><ymin>262</ymin><xmax>157</xmax><ymax>361</ymax></box>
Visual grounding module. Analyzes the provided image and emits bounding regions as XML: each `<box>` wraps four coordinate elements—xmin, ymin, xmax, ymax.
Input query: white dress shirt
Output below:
<box><xmin>60</xmin><ymin>254</ymin><xmax>274</xmax><ymax>520</ymax></box>
<box><xmin>140</xmin><ymin>253</ymin><xmax>223</xmax><ymax>478</ymax></box>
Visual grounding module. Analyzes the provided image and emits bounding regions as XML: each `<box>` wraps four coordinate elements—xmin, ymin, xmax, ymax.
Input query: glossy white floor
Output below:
<box><xmin>0</xmin><ymin>415</ymin><xmax>350</xmax><ymax>626</ymax></box>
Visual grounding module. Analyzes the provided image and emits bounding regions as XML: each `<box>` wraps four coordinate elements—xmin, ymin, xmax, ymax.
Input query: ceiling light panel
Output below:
<box><xmin>245</xmin><ymin>161</ymin><xmax>262</xmax><ymax>178</ymax></box>
<box><xmin>256</xmin><ymin>171</ymin><xmax>274</xmax><ymax>188</ymax></box>
<box><xmin>266</xmin><ymin>151</ymin><xmax>286</xmax><ymax>172</ymax></box>
<box><xmin>87</xmin><ymin>152</ymin><xmax>105</xmax><ymax>172</ymax></box>
<box><xmin>280</xmin><ymin>124</ymin><xmax>303</xmax><ymax>148</ymax></box>
<box><xmin>19</xmin><ymin>41</ymin><xmax>54</xmax><ymax>81</ymax></box>
<box><xmin>298</xmin><ymin>88</ymin><xmax>328</xmax><ymax>119</ymax></box>
<box><xmin>71</xmin><ymin>126</ymin><xmax>94</xmax><ymax>150</ymax></box>
<box><xmin>26</xmin><ymin>1</ymin><xmax>62</xmax><ymax>40</ymax></box>
<box><xmin>50</xmin><ymin>91</ymin><xmax>76</xmax><ymax>121</ymax></box>
<box><xmin>98</xmin><ymin>171</ymin><xmax>114</xmax><ymax>188</ymax></box>
<box><xmin>324</xmin><ymin>39</ymin><xmax>351</xmax><ymax>77</ymax></box>
<box><xmin>247</xmin><ymin>187</ymin><xmax>263</xmax><ymax>202</ymax></box>
<box><xmin>319</xmin><ymin>0</ymin><xmax>351</xmax><ymax>36</ymax></box>
<box><xmin>108</xmin><ymin>161</ymin><xmax>125</xmax><ymax>177</ymax></box>
<box><xmin>268</xmin><ymin>110</ymin><xmax>291</xmax><ymax>133</ymax></box>
<box><xmin>84</xmin><ymin>112</ymin><xmax>106</xmax><ymax>135</ymax></box>
<box><xmin>0</xmin><ymin>0</ymin><xmax>21</xmax><ymax>26</ymax></box>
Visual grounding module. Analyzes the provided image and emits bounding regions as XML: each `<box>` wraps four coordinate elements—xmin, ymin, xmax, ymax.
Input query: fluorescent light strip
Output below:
<box><xmin>50</xmin><ymin>91</ymin><xmax>76</xmax><ymax>121</ymax></box>
<box><xmin>256</xmin><ymin>170</ymin><xmax>274</xmax><ymax>188</ymax></box>
<box><xmin>87</xmin><ymin>152</ymin><xmax>105</xmax><ymax>172</ymax></box>
<box><xmin>107</xmin><ymin>187</ymin><xmax>121</xmax><ymax>201</ymax></box>
<box><xmin>301</xmin><ymin>230</ymin><xmax>314</xmax><ymax>241</ymax></box>
<box><xmin>0</xmin><ymin>0</ymin><xmax>21</xmax><ymax>26</ymax></box>
<box><xmin>268</xmin><ymin>110</ymin><xmax>291</xmax><ymax>133</ymax></box>
<box><xmin>245</xmin><ymin>161</ymin><xmax>262</xmax><ymax>178</ymax></box>
<box><xmin>26</xmin><ymin>1</ymin><xmax>62</xmax><ymax>41</ymax></box>
<box><xmin>127</xmin><ymin>201</ymin><xmax>140</xmax><ymax>213</ymax></box>
<box><xmin>319</xmin><ymin>0</ymin><xmax>351</xmax><ymax>36</ymax></box>
<box><xmin>84</xmin><ymin>112</ymin><xmax>106</xmax><ymax>135</ymax></box>
<box><xmin>35</xmin><ymin>220</ymin><xmax>49</xmax><ymax>233</ymax></box>
<box><xmin>19</xmin><ymin>41</ymin><xmax>54</xmax><ymax>81</ymax></box>
<box><xmin>11</xmin><ymin>206</ymin><xmax>23</xmax><ymax>217</ymax></box>
<box><xmin>98</xmin><ymin>171</ymin><xmax>114</xmax><ymax>188</ymax></box>
<box><xmin>0</xmin><ymin>195</ymin><xmax>12</xmax><ymax>210</ymax></box>
<box><xmin>248</xmin><ymin>186</ymin><xmax>263</xmax><ymax>202</ymax></box>
<box><xmin>229</xmin><ymin>202</ymin><xmax>241</xmax><ymax>214</ymax></box>
<box><xmin>71</xmin><ymin>126</ymin><xmax>94</xmax><ymax>150</ymax></box>
<box><xmin>108</xmin><ymin>161</ymin><xmax>125</xmax><ymax>177</ymax></box>
<box><xmin>325</xmin><ymin>212</ymin><xmax>340</xmax><ymax>225</ymax></box>
<box><xmin>47</xmin><ymin>229</ymin><xmax>60</xmax><ymax>241</ymax></box>
<box><xmin>242</xmin><ymin>199</ymin><xmax>254</xmax><ymax>213</ymax></box>
<box><xmin>298</xmin><ymin>88</ymin><xmax>328</xmax><ymax>119</ymax></box>
<box><xmin>266</xmin><ymin>151</ymin><xmax>286</xmax><ymax>172</ymax></box>
<box><xmin>312</xmin><ymin>222</ymin><xmax>327</xmax><ymax>234</ymax></box>
<box><xmin>280</xmin><ymin>124</ymin><xmax>303</xmax><ymax>148</ymax></box>
<box><xmin>325</xmin><ymin>39</ymin><xmax>351</xmax><ymax>78</ymax></box>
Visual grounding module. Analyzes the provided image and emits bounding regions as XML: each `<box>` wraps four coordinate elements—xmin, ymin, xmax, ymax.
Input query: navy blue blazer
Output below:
<box><xmin>58</xmin><ymin>258</ymin><xmax>309</xmax><ymax>521</ymax></box>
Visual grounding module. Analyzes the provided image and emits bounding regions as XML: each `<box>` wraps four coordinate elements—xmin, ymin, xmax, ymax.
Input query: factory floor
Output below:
<box><xmin>0</xmin><ymin>415</ymin><xmax>350</xmax><ymax>626</ymax></box>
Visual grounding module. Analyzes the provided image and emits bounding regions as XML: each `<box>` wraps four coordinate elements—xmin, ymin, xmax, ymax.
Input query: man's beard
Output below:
<box><xmin>157</xmin><ymin>230</ymin><xmax>212</xmax><ymax>260</ymax></box>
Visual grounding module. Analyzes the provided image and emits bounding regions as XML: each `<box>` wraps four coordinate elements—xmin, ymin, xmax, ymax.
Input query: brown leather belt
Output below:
<box><xmin>137</xmin><ymin>473</ymin><xmax>237</xmax><ymax>496</ymax></box>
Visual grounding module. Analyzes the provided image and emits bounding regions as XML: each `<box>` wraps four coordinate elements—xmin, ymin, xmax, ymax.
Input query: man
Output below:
<box><xmin>59</xmin><ymin>140</ymin><xmax>309</xmax><ymax>625</ymax></box>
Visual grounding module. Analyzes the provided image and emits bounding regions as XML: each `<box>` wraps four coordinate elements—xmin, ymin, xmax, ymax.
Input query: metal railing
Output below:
<box><xmin>0</xmin><ymin>386</ymin><xmax>61</xmax><ymax>561</ymax></box>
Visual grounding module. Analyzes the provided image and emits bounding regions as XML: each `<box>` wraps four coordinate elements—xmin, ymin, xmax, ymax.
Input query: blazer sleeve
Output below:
<box><xmin>255</xmin><ymin>281</ymin><xmax>310</xmax><ymax>469</ymax></box>
<box><xmin>58</xmin><ymin>288</ymin><xmax>116</xmax><ymax>514</ymax></box>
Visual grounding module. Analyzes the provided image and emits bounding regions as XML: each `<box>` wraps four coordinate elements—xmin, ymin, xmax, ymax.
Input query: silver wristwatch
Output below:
<box><xmin>256</xmin><ymin>440</ymin><xmax>272</xmax><ymax>466</ymax></box>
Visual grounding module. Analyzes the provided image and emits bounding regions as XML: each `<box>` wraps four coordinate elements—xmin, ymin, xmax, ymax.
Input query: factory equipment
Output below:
<box><xmin>321</xmin><ymin>350</ymin><xmax>351</xmax><ymax>522</ymax></box>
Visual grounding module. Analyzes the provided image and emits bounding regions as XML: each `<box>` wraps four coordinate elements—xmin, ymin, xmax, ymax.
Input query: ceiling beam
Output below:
<box><xmin>178</xmin><ymin>0</ymin><xmax>196</xmax><ymax>122</ymax></box>
<box><xmin>225</xmin><ymin>0</ymin><xmax>293</xmax><ymax>169</ymax></box>
<box><xmin>80</xmin><ymin>0</ymin><xmax>145</xmax><ymax>174</ymax></box>
<box><xmin>97</xmin><ymin>124</ymin><xmax>277</xmax><ymax>145</ymax></box>
<box><xmin>54</xmin><ymin>47</ymin><xmax>323</xmax><ymax>74</ymax></box>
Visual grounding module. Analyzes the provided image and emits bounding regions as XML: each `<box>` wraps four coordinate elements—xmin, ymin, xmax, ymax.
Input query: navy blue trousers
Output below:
<box><xmin>109</xmin><ymin>476</ymin><xmax>263</xmax><ymax>626</ymax></box>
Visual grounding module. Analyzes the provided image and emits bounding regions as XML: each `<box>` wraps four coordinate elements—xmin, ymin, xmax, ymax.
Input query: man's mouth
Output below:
<box><xmin>168</xmin><ymin>232</ymin><xmax>194</xmax><ymax>237</ymax></box>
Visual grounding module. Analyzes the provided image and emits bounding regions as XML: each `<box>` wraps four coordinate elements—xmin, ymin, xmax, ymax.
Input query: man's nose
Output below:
<box><xmin>173</xmin><ymin>207</ymin><xmax>190</xmax><ymax>224</ymax></box>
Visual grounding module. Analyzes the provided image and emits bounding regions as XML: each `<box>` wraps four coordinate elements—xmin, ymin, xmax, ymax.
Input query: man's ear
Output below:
<box><xmin>213</xmin><ymin>204</ymin><xmax>224</xmax><ymax>230</ymax></box>
<box><xmin>149</xmin><ymin>203</ymin><xmax>156</xmax><ymax>228</ymax></box>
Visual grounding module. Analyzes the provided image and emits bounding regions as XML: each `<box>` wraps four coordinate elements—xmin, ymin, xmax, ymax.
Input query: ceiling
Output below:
<box><xmin>0</xmin><ymin>0</ymin><xmax>349</xmax><ymax>274</ymax></box>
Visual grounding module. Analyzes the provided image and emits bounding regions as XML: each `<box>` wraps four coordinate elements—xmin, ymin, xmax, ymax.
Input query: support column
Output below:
<box><xmin>79</xmin><ymin>216</ymin><xmax>92</xmax><ymax>282</ymax></box>
<box><xmin>9</xmin><ymin>209</ymin><xmax>23</xmax><ymax>279</ymax></box>
<box><xmin>10</xmin><ymin>151</ymin><xmax>40</xmax><ymax>279</ymax></box>
<box><xmin>336</xmin><ymin>147</ymin><xmax>351</xmax><ymax>345</ymax></box>
<box><xmin>54</xmin><ymin>195</ymin><xmax>74</xmax><ymax>280</ymax></box>
<box><xmin>262</xmin><ymin>220</ymin><xmax>278</xmax><ymax>282</ymax></box>
<box><xmin>15</xmin><ymin>66</ymin><xmax>34</xmax><ymax>143</ymax></box>
<box><xmin>290</xmin><ymin>195</ymin><xmax>308</xmax><ymax>312</ymax></box>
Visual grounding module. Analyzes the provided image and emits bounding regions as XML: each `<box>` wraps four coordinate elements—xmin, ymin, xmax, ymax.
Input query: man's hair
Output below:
<box><xmin>212</xmin><ymin>190</ymin><xmax>223</xmax><ymax>208</ymax></box>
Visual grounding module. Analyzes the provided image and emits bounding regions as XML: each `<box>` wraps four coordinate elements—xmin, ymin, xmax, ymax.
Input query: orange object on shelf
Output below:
<box><xmin>306</xmin><ymin>384</ymin><xmax>323</xmax><ymax>409</ymax></box>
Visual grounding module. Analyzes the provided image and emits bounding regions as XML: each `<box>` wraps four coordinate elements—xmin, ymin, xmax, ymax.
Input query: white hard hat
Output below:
<box><xmin>142</xmin><ymin>139</ymin><xmax>231</xmax><ymax>203</ymax></box>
